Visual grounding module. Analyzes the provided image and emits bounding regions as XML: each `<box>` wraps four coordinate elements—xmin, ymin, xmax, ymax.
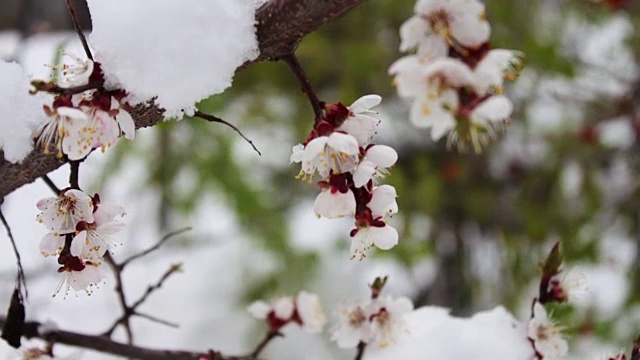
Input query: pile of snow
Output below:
<box><xmin>0</xmin><ymin>61</ymin><xmax>48</xmax><ymax>163</ymax></box>
<box><xmin>366</xmin><ymin>306</ymin><xmax>534</xmax><ymax>360</ymax></box>
<box><xmin>87</xmin><ymin>0</ymin><xmax>260</xmax><ymax>119</ymax></box>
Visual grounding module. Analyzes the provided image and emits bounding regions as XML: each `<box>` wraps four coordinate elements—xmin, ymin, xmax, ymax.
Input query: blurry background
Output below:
<box><xmin>0</xmin><ymin>0</ymin><xmax>639</xmax><ymax>358</ymax></box>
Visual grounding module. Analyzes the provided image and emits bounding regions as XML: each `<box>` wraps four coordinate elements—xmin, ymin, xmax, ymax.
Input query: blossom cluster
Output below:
<box><xmin>36</xmin><ymin>189</ymin><xmax>125</xmax><ymax>296</ymax></box>
<box><xmin>332</xmin><ymin>294</ymin><xmax>413</xmax><ymax>349</ymax></box>
<box><xmin>248</xmin><ymin>291</ymin><xmax>327</xmax><ymax>334</ymax></box>
<box><xmin>34</xmin><ymin>54</ymin><xmax>135</xmax><ymax>160</ymax></box>
<box><xmin>389</xmin><ymin>0</ymin><xmax>523</xmax><ymax>152</ymax></box>
<box><xmin>290</xmin><ymin>95</ymin><xmax>400</xmax><ymax>260</ymax></box>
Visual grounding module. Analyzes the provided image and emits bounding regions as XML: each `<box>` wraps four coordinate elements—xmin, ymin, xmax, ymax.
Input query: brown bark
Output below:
<box><xmin>0</xmin><ymin>0</ymin><xmax>366</xmax><ymax>200</ymax></box>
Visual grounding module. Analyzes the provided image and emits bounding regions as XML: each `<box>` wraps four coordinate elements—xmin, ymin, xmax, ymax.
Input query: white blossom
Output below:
<box><xmin>39</xmin><ymin>233</ymin><xmax>65</xmax><ymax>257</ymax></box>
<box><xmin>36</xmin><ymin>189</ymin><xmax>94</xmax><ymax>235</ymax></box>
<box><xmin>368</xmin><ymin>295</ymin><xmax>414</xmax><ymax>348</ymax></box>
<box><xmin>527</xmin><ymin>301</ymin><xmax>568</xmax><ymax>360</ymax></box>
<box><xmin>70</xmin><ymin>203</ymin><xmax>126</xmax><ymax>260</ymax></box>
<box><xmin>54</xmin><ymin>259</ymin><xmax>105</xmax><ymax>297</ymax></box>
<box><xmin>401</xmin><ymin>0</ymin><xmax>490</xmax><ymax>53</ymax></box>
<box><xmin>35</xmin><ymin>106</ymin><xmax>90</xmax><ymax>159</ymax></box>
<box><xmin>337</xmin><ymin>94</ymin><xmax>382</xmax><ymax>146</ymax></box>
<box><xmin>350</xmin><ymin>225</ymin><xmax>399</xmax><ymax>261</ymax></box>
<box><xmin>410</xmin><ymin>88</ymin><xmax>459</xmax><ymax>141</ymax></box>
<box><xmin>295</xmin><ymin>132</ymin><xmax>360</xmax><ymax>181</ymax></box>
<box><xmin>313</xmin><ymin>188</ymin><xmax>356</xmax><ymax>219</ymax></box>
<box><xmin>473</xmin><ymin>49</ymin><xmax>524</xmax><ymax>94</ymax></box>
<box><xmin>57</xmin><ymin>54</ymin><xmax>94</xmax><ymax>88</ymax></box>
<box><xmin>352</xmin><ymin>146</ymin><xmax>398</xmax><ymax>188</ymax></box>
<box><xmin>332</xmin><ymin>295</ymin><xmax>413</xmax><ymax>349</ymax></box>
<box><xmin>296</xmin><ymin>291</ymin><xmax>327</xmax><ymax>333</ymax></box>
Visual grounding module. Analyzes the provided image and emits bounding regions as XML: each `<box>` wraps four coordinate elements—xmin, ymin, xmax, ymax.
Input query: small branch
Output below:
<box><xmin>134</xmin><ymin>312</ymin><xmax>179</xmax><ymax>329</ymax></box>
<box><xmin>194</xmin><ymin>111</ymin><xmax>261</xmax><ymax>156</ymax></box>
<box><xmin>250</xmin><ymin>330</ymin><xmax>281</xmax><ymax>358</ymax></box>
<box><xmin>68</xmin><ymin>161</ymin><xmax>80</xmax><ymax>190</ymax></box>
<box><xmin>121</xmin><ymin>227</ymin><xmax>191</xmax><ymax>267</ymax></box>
<box><xmin>65</xmin><ymin>0</ymin><xmax>93</xmax><ymax>60</ymax></box>
<box><xmin>281</xmin><ymin>54</ymin><xmax>324</xmax><ymax>122</ymax></box>
<box><xmin>103</xmin><ymin>253</ymin><xmax>133</xmax><ymax>342</ymax></box>
<box><xmin>129</xmin><ymin>264</ymin><xmax>181</xmax><ymax>311</ymax></box>
<box><xmin>354</xmin><ymin>342</ymin><xmax>367</xmax><ymax>360</ymax></box>
<box><xmin>1</xmin><ymin>316</ymin><xmax>261</xmax><ymax>360</ymax></box>
<box><xmin>40</xmin><ymin>175</ymin><xmax>61</xmax><ymax>195</ymax></box>
<box><xmin>0</xmin><ymin>209</ymin><xmax>28</xmax><ymax>300</ymax></box>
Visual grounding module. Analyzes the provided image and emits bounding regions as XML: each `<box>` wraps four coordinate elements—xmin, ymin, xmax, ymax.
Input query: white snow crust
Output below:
<box><xmin>0</xmin><ymin>61</ymin><xmax>48</xmax><ymax>163</ymax></box>
<box><xmin>365</xmin><ymin>306</ymin><xmax>534</xmax><ymax>360</ymax></box>
<box><xmin>86</xmin><ymin>0</ymin><xmax>260</xmax><ymax>119</ymax></box>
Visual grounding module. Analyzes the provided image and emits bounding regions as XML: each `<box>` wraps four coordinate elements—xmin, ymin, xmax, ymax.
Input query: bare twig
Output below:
<box><xmin>40</xmin><ymin>175</ymin><xmax>61</xmax><ymax>195</ymax></box>
<box><xmin>0</xmin><ymin>316</ymin><xmax>260</xmax><ymax>360</ymax></box>
<box><xmin>0</xmin><ymin>209</ymin><xmax>27</xmax><ymax>300</ymax></box>
<box><xmin>194</xmin><ymin>111</ymin><xmax>261</xmax><ymax>156</ymax></box>
<box><xmin>121</xmin><ymin>227</ymin><xmax>191</xmax><ymax>267</ymax></box>
<box><xmin>250</xmin><ymin>330</ymin><xmax>281</xmax><ymax>358</ymax></box>
<box><xmin>65</xmin><ymin>0</ymin><xmax>93</xmax><ymax>60</ymax></box>
<box><xmin>103</xmin><ymin>253</ymin><xmax>133</xmax><ymax>342</ymax></box>
<box><xmin>134</xmin><ymin>312</ymin><xmax>179</xmax><ymax>329</ymax></box>
<box><xmin>129</xmin><ymin>263</ymin><xmax>181</xmax><ymax>312</ymax></box>
<box><xmin>281</xmin><ymin>54</ymin><xmax>324</xmax><ymax>122</ymax></box>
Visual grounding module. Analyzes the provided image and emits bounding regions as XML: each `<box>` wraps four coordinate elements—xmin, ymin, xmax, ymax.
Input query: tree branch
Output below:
<box><xmin>0</xmin><ymin>317</ymin><xmax>260</xmax><ymax>360</ymax></box>
<box><xmin>0</xmin><ymin>0</ymin><xmax>367</xmax><ymax>200</ymax></box>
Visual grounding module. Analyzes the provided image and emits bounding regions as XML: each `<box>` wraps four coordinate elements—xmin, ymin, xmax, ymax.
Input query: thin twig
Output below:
<box><xmin>129</xmin><ymin>264</ymin><xmax>181</xmax><ymax>311</ymax></box>
<box><xmin>354</xmin><ymin>342</ymin><xmax>367</xmax><ymax>360</ymax></box>
<box><xmin>0</xmin><ymin>210</ymin><xmax>27</xmax><ymax>300</ymax></box>
<box><xmin>250</xmin><ymin>330</ymin><xmax>281</xmax><ymax>358</ymax></box>
<box><xmin>103</xmin><ymin>253</ymin><xmax>133</xmax><ymax>342</ymax></box>
<box><xmin>64</xmin><ymin>0</ymin><xmax>92</xmax><ymax>60</ymax></box>
<box><xmin>194</xmin><ymin>111</ymin><xmax>261</xmax><ymax>156</ymax></box>
<box><xmin>134</xmin><ymin>312</ymin><xmax>179</xmax><ymax>329</ymax></box>
<box><xmin>40</xmin><ymin>175</ymin><xmax>61</xmax><ymax>195</ymax></box>
<box><xmin>281</xmin><ymin>54</ymin><xmax>324</xmax><ymax>122</ymax></box>
<box><xmin>121</xmin><ymin>227</ymin><xmax>191</xmax><ymax>267</ymax></box>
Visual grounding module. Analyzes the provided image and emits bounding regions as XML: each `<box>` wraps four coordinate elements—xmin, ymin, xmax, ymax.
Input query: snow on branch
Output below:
<box><xmin>0</xmin><ymin>0</ymin><xmax>366</xmax><ymax>201</ymax></box>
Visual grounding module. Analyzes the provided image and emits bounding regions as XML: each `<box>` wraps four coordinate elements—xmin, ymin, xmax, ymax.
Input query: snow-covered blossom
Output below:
<box><xmin>248</xmin><ymin>291</ymin><xmax>327</xmax><ymax>333</ymax></box>
<box><xmin>36</xmin><ymin>189</ymin><xmax>94</xmax><ymax>235</ymax></box>
<box><xmin>70</xmin><ymin>203</ymin><xmax>126</xmax><ymax>260</ymax></box>
<box><xmin>352</xmin><ymin>145</ymin><xmax>398</xmax><ymax>188</ymax></box>
<box><xmin>54</xmin><ymin>257</ymin><xmax>104</xmax><ymax>297</ymax></box>
<box><xmin>400</xmin><ymin>0</ymin><xmax>490</xmax><ymax>53</ymax></box>
<box><xmin>337</xmin><ymin>95</ymin><xmax>382</xmax><ymax>146</ymax></box>
<box><xmin>332</xmin><ymin>295</ymin><xmax>413</xmax><ymax>349</ymax></box>
<box><xmin>57</xmin><ymin>54</ymin><xmax>94</xmax><ymax>88</ymax></box>
<box><xmin>527</xmin><ymin>301</ymin><xmax>568</xmax><ymax>359</ymax></box>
